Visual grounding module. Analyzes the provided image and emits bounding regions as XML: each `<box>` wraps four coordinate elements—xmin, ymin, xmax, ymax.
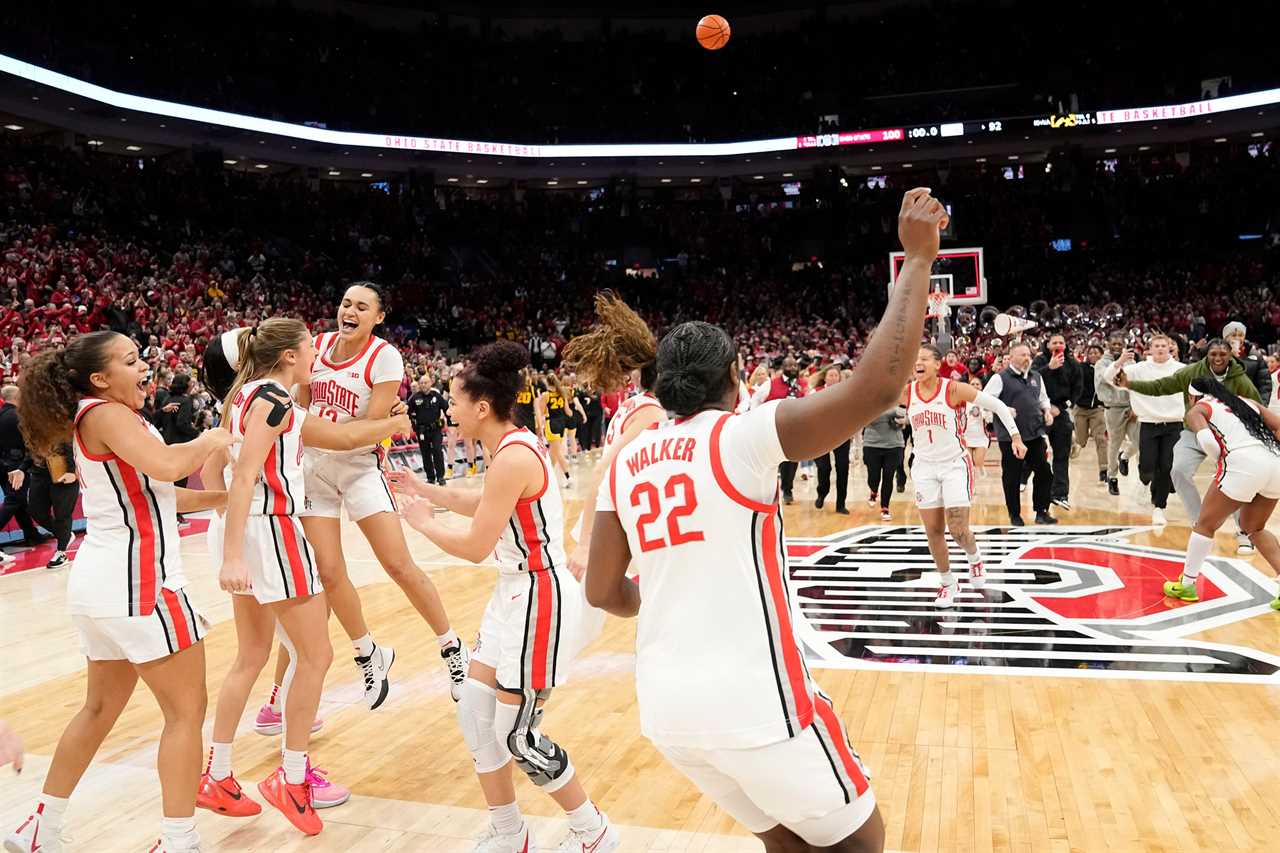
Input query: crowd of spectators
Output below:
<box><xmin>1</xmin><ymin>134</ymin><xmax>1278</xmax><ymax>433</ymax></box>
<box><xmin>1</xmin><ymin>2</ymin><xmax>1274</xmax><ymax>144</ymax></box>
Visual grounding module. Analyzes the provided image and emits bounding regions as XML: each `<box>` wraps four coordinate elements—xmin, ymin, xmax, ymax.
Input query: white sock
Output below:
<box><xmin>490</xmin><ymin>802</ymin><xmax>523</xmax><ymax>835</ymax></box>
<box><xmin>1183</xmin><ymin>532</ymin><xmax>1213</xmax><ymax>584</ymax></box>
<box><xmin>437</xmin><ymin>627</ymin><xmax>459</xmax><ymax>649</ymax></box>
<box><xmin>207</xmin><ymin>742</ymin><xmax>233</xmax><ymax>781</ymax></box>
<box><xmin>939</xmin><ymin>572</ymin><xmax>957</xmax><ymax>587</ymax></box>
<box><xmin>268</xmin><ymin>683</ymin><xmax>282</xmax><ymax>712</ymax></box>
<box><xmin>159</xmin><ymin>816</ymin><xmax>199</xmax><ymax>851</ymax></box>
<box><xmin>964</xmin><ymin>546</ymin><xmax>983</xmax><ymax>570</ymax></box>
<box><xmin>282</xmin><ymin>749</ymin><xmax>308</xmax><ymax>785</ymax></box>
<box><xmin>566</xmin><ymin>800</ymin><xmax>602</xmax><ymax>834</ymax></box>
<box><xmin>35</xmin><ymin>794</ymin><xmax>68</xmax><ymax>829</ymax></box>
<box><xmin>352</xmin><ymin>633</ymin><xmax>375</xmax><ymax>658</ymax></box>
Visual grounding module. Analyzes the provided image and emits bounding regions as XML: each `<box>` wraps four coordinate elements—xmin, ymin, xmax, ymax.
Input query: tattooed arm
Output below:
<box><xmin>774</xmin><ymin>188</ymin><xmax>945</xmax><ymax>461</ymax></box>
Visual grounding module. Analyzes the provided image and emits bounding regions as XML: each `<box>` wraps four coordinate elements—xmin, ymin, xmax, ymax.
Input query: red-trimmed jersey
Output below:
<box><xmin>599</xmin><ymin>401</ymin><xmax>817</xmax><ymax>750</ymax></box>
<box><xmin>227</xmin><ymin>379</ymin><xmax>308</xmax><ymax>516</ymax></box>
<box><xmin>603</xmin><ymin>392</ymin><xmax>664</xmax><ymax>451</ymax></box>
<box><xmin>491</xmin><ymin>428</ymin><xmax>567</xmax><ymax>576</ymax></box>
<box><xmin>70</xmin><ymin>398</ymin><xmax>185</xmax><ymax>617</ymax></box>
<box><xmin>907</xmin><ymin>378</ymin><xmax>967</xmax><ymax>464</ymax></box>
<box><xmin>307</xmin><ymin>332</ymin><xmax>404</xmax><ymax>451</ymax></box>
<box><xmin>1194</xmin><ymin>393</ymin><xmax>1267</xmax><ymax>455</ymax></box>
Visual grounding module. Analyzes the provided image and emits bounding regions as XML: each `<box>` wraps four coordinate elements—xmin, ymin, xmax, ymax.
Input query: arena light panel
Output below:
<box><xmin>2</xmin><ymin>53</ymin><xmax>1279</xmax><ymax>160</ymax></box>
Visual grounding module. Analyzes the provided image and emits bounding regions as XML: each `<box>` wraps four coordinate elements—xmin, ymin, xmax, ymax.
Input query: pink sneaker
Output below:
<box><xmin>253</xmin><ymin>704</ymin><xmax>324</xmax><ymax>736</ymax></box>
<box><xmin>306</xmin><ymin>761</ymin><xmax>350</xmax><ymax>809</ymax></box>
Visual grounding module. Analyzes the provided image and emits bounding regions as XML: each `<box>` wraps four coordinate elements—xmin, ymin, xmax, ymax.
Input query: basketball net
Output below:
<box><xmin>927</xmin><ymin>290</ymin><xmax>951</xmax><ymax>320</ymax></box>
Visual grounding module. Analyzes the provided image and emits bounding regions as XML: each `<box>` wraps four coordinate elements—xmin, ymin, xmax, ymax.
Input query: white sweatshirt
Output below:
<box><xmin>1103</xmin><ymin>358</ymin><xmax>1185</xmax><ymax>423</ymax></box>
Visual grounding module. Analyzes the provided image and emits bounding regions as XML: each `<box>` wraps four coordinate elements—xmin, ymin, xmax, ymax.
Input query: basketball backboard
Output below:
<box><xmin>888</xmin><ymin>247</ymin><xmax>987</xmax><ymax>305</ymax></box>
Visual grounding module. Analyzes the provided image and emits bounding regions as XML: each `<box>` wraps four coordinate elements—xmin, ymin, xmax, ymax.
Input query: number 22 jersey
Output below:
<box><xmin>598</xmin><ymin>401</ymin><xmax>816</xmax><ymax>750</ymax></box>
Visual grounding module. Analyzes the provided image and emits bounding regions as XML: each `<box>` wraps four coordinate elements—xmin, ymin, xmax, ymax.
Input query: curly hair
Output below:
<box><xmin>19</xmin><ymin>331</ymin><xmax>121</xmax><ymax>459</ymax></box>
<box><xmin>458</xmin><ymin>340</ymin><xmax>529</xmax><ymax>420</ymax></box>
<box><xmin>560</xmin><ymin>291</ymin><xmax>657</xmax><ymax>392</ymax></box>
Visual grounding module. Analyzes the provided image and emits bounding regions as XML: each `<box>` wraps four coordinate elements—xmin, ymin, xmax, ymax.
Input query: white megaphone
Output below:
<box><xmin>993</xmin><ymin>313</ymin><xmax>1038</xmax><ymax>336</ymax></box>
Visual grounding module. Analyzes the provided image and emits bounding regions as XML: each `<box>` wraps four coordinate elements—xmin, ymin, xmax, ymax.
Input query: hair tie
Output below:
<box><xmin>250</xmin><ymin>323</ymin><xmax>260</xmax><ymax>338</ymax></box>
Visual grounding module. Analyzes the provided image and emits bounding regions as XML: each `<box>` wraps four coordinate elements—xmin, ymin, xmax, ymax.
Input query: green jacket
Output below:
<box><xmin>1126</xmin><ymin>358</ymin><xmax>1261</xmax><ymax>412</ymax></box>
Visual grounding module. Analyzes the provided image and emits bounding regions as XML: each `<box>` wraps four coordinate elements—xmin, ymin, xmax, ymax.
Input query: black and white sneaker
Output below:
<box><xmin>1118</xmin><ymin>454</ymin><xmax>1130</xmax><ymax>477</ymax></box>
<box><xmin>1051</xmin><ymin>498</ymin><xmax>1072</xmax><ymax>511</ymax></box>
<box><xmin>46</xmin><ymin>550</ymin><xmax>69</xmax><ymax>569</ymax></box>
<box><xmin>442</xmin><ymin>640</ymin><xmax>470</xmax><ymax>702</ymax></box>
<box><xmin>355</xmin><ymin>643</ymin><xmax>395</xmax><ymax>710</ymax></box>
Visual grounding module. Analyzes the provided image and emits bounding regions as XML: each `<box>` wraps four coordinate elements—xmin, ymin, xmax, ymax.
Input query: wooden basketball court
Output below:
<box><xmin>2</xmin><ymin>451</ymin><xmax>1278</xmax><ymax>853</ymax></box>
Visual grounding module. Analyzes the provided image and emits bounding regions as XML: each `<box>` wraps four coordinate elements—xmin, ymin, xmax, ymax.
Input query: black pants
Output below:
<box><xmin>0</xmin><ymin>469</ymin><xmax>40</xmax><ymax>542</ymax></box>
<box><xmin>897</xmin><ymin>427</ymin><xmax>911</xmax><ymax>489</ymax></box>
<box><xmin>864</xmin><ymin>446</ymin><xmax>904</xmax><ymax>509</ymax></box>
<box><xmin>1138</xmin><ymin>421</ymin><xmax>1180</xmax><ymax>510</ymax></box>
<box><xmin>814</xmin><ymin>440</ymin><xmax>851</xmax><ymax>509</ymax></box>
<box><xmin>28</xmin><ymin>467</ymin><xmax>79</xmax><ymax>551</ymax></box>
<box><xmin>1047</xmin><ymin>412</ymin><xmax>1074</xmax><ymax>500</ymax></box>
<box><xmin>1000</xmin><ymin>437</ymin><xmax>1052</xmax><ymax>519</ymax></box>
<box><xmin>419</xmin><ymin>428</ymin><xmax>446</xmax><ymax>484</ymax></box>
<box><xmin>779</xmin><ymin>461</ymin><xmax>798</xmax><ymax>497</ymax></box>
<box><xmin>583</xmin><ymin>415</ymin><xmax>603</xmax><ymax>451</ymax></box>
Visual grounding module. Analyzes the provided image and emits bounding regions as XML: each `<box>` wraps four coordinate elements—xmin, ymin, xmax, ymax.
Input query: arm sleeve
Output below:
<box><xmin>973</xmin><ymin>390</ymin><xmax>1020</xmax><ymax>436</ymax></box>
<box><xmin>1127</xmin><ymin>367</ymin><xmax>1190</xmax><ymax>397</ymax></box>
<box><xmin>370</xmin><ymin>345</ymin><xmax>405</xmax><ymax>385</ymax></box>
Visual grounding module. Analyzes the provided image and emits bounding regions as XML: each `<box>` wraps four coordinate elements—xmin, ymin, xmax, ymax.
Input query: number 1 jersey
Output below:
<box><xmin>598</xmin><ymin>401</ymin><xmax>817</xmax><ymax>750</ymax></box>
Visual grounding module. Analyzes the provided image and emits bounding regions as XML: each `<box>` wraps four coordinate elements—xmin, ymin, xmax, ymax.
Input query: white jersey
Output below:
<box><xmin>491</xmin><ymin>428</ymin><xmax>568</xmax><ymax>576</ymax></box>
<box><xmin>1194</xmin><ymin>394</ymin><xmax>1269</xmax><ymax>455</ymax></box>
<box><xmin>70</xmin><ymin>398</ymin><xmax>185</xmax><ymax>617</ymax></box>
<box><xmin>227</xmin><ymin>379</ymin><xmax>309</xmax><ymax>516</ymax></box>
<box><xmin>307</xmin><ymin>331</ymin><xmax>404</xmax><ymax>452</ymax></box>
<box><xmin>599</xmin><ymin>401</ymin><xmax>818</xmax><ymax>750</ymax></box>
<box><xmin>963</xmin><ymin>400</ymin><xmax>990</xmax><ymax>446</ymax></box>
<box><xmin>907</xmin><ymin>379</ymin><xmax>967</xmax><ymax>464</ymax></box>
<box><xmin>604</xmin><ymin>392</ymin><xmax>665</xmax><ymax>451</ymax></box>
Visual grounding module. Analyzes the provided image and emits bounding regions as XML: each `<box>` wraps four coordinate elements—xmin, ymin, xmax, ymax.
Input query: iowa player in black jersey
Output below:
<box><xmin>537</xmin><ymin>371</ymin><xmax>573</xmax><ymax>487</ymax></box>
<box><xmin>513</xmin><ymin>368</ymin><xmax>537</xmax><ymax>431</ymax></box>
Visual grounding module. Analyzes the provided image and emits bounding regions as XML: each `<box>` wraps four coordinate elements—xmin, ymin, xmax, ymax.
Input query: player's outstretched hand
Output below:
<box><xmin>398</xmin><ymin>496</ymin><xmax>436</xmax><ymax>533</ymax></box>
<box><xmin>386</xmin><ymin>469</ymin><xmax>430</xmax><ymax>498</ymax></box>
<box><xmin>897</xmin><ymin>187</ymin><xmax>947</xmax><ymax>261</ymax></box>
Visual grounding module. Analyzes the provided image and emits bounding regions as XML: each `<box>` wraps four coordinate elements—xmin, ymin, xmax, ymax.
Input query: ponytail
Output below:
<box><xmin>222</xmin><ymin>319</ymin><xmax>309</xmax><ymax>413</ymax></box>
<box><xmin>1191</xmin><ymin>377</ymin><xmax>1280</xmax><ymax>455</ymax></box>
<box><xmin>19</xmin><ymin>331</ymin><xmax>121</xmax><ymax>458</ymax></box>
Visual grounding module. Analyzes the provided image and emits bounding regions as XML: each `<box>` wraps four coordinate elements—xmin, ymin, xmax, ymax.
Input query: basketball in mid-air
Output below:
<box><xmin>696</xmin><ymin>14</ymin><xmax>731</xmax><ymax>50</ymax></box>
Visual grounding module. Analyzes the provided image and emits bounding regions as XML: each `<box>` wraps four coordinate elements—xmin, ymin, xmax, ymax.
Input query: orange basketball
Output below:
<box><xmin>696</xmin><ymin>14</ymin><xmax>731</xmax><ymax>50</ymax></box>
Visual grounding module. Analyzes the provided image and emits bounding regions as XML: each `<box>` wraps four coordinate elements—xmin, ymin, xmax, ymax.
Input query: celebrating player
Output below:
<box><xmin>7</xmin><ymin>331</ymin><xmax>232</xmax><ymax>853</ymax></box>
<box><xmin>963</xmin><ymin>373</ymin><xmax>994</xmax><ymax>474</ymax></box>
<box><xmin>905</xmin><ymin>344</ymin><xmax>1025</xmax><ymax>607</ymax></box>
<box><xmin>585</xmin><ymin>188</ymin><xmax>948</xmax><ymax>853</ymax></box>
<box><xmin>388</xmin><ymin>340</ymin><xmax>619</xmax><ymax>853</ymax></box>
<box><xmin>197</xmin><ymin>319</ymin><xmax>412</xmax><ymax>836</ymax></box>
<box><xmin>1164</xmin><ymin>377</ymin><xmax>1280</xmax><ymax>609</ymax></box>
<box><xmin>560</xmin><ymin>291</ymin><xmax>666</xmax><ymax>580</ymax></box>
<box><xmin>260</xmin><ymin>283</ymin><xmax>468</xmax><ymax>718</ymax></box>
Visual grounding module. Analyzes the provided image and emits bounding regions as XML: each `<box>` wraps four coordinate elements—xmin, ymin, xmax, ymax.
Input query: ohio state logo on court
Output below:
<box><xmin>786</xmin><ymin>525</ymin><xmax>1280</xmax><ymax>683</ymax></box>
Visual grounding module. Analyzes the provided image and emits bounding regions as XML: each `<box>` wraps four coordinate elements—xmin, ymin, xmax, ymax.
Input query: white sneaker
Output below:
<box><xmin>473</xmin><ymin>822</ymin><xmax>534</xmax><ymax>853</ymax></box>
<box><xmin>1237</xmin><ymin>534</ymin><xmax>1256</xmax><ymax>555</ymax></box>
<box><xmin>1151</xmin><ymin>508</ymin><xmax>1167</xmax><ymax>527</ymax></box>
<box><xmin>969</xmin><ymin>562</ymin><xmax>986</xmax><ymax>588</ymax></box>
<box><xmin>0</xmin><ymin>550</ymin><xmax>14</xmax><ymax>564</ymax></box>
<box><xmin>146</xmin><ymin>838</ymin><xmax>200</xmax><ymax>853</ymax></box>
<box><xmin>442</xmin><ymin>639</ymin><xmax>470</xmax><ymax>702</ymax></box>
<box><xmin>934</xmin><ymin>581</ymin><xmax>957</xmax><ymax>608</ymax></box>
<box><xmin>356</xmin><ymin>643</ymin><xmax>395</xmax><ymax>710</ymax></box>
<box><xmin>5</xmin><ymin>808</ymin><xmax>63</xmax><ymax>853</ymax></box>
<box><xmin>553</xmin><ymin>811</ymin><xmax>621</xmax><ymax>853</ymax></box>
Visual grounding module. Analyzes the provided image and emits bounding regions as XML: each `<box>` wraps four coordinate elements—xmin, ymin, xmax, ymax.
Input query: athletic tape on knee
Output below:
<box><xmin>496</xmin><ymin>690</ymin><xmax>574</xmax><ymax>790</ymax></box>
<box><xmin>457</xmin><ymin>679</ymin><xmax>510</xmax><ymax>773</ymax></box>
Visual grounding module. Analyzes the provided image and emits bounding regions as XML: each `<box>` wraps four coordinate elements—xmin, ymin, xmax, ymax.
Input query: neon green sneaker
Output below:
<box><xmin>1270</xmin><ymin>596</ymin><xmax>1279</xmax><ymax>612</ymax></box>
<box><xmin>1163</xmin><ymin>576</ymin><xmax>1199</xmax><ymax>602</ymax></box>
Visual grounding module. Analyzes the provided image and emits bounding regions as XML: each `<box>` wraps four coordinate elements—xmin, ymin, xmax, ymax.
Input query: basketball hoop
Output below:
<box><xmin>927</xmin><ymin>290</ymin><xmax>951</xmax><ymax>320</ymax></box>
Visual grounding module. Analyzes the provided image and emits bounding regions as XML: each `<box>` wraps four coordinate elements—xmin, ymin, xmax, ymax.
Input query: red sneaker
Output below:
<box><xmin>257</xmin><ymin>767</ymin><xmax>322</xmax><ymax>835</ymax></box>
<box><xmin>196</xmin><ymin>772</ymin><xmax>261</xmax><ymax>817</ymax></box>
